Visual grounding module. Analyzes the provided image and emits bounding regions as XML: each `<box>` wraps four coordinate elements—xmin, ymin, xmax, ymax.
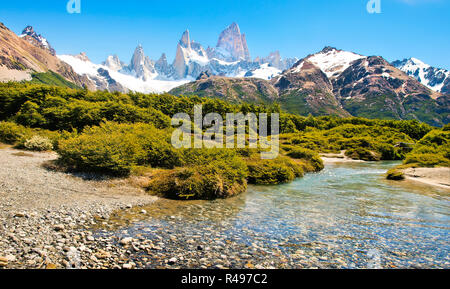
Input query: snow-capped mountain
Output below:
<box><xmin>168</xmin><ymin>23</ymin><xmax>296</xmax><ymax>80</ymax></box>
<box><xmin>56</xmin><ymin>22</ymin><xmax>297</xmax><ymax>93</ymax></box>
<box><xmin>392</xmin><ymin>58</ymin><xmax>450</xmax><ymax>94</ymax></box>
<box><xmin>173</xmin><ymin>46</ymin><xmax>449</xmax><ymax>126</ymax></box>
<box><xmin>19</xmin><ymin>26</ymin><xmax>56</xmax><ymax>56</ymax></box>
<box><xmin>304</xmin><ymin>46</ymin><xmax>365</xmax><ymax>79</ymax></box>
<box><xmin>207</xmin><ymin>22</ymin><xmax>251</xmax><ymax>62</ymax></box>
<box><xmin>102</xmin><ymin>55</ymin><xmax>125</xmax><ymax>72</ymax></box>
<box><xmin>58</xmin><ymin>53</ymin><xmax>190</xmax><ymax>93</ymax></box>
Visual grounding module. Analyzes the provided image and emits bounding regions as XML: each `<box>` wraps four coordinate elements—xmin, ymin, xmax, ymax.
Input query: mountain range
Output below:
<box><xmin>0</xmin><ymin>21</ymin><xmax>448</xmax><ymax>126</ymax></box>
<box><xmin>57</xmin><ymin>22</ymin><xmax>297</xmax><ymax>94</ymax></box>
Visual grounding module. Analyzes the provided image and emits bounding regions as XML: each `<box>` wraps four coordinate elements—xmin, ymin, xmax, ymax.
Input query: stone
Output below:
<box><xmin>168</xmin><ymin>257</ymin><xmax>177</xmax><ymax>265</ymax></box>
<box><xmin>0</xmin><ymin>257</ymin><xmax>8</xmax><ymax>267</ymax></box>
<box><xmin>120</xmin><ymin>237</ymin><xmax>133</xmax><ymax>246</ymax></box>
<box><xmin>95</xmin><ymin>250</ymin><xmax>111</xmax><ymax>259</ymax></box>
<box><xmin>5</xmin><ymin>255</ymin><xmax>16</xmax><ymax>262</ymax></box>
<box><xmin>122</xmin><ymin>263</ymin><xmax>133</xmax><ymax>269</ymax></box>
<box><xmin>54</xmin><ymin>224</ymin><xmax>65</xmax><ymax>232</ymax></box>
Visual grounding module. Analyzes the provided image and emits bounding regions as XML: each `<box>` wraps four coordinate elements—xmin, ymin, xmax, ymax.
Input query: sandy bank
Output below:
<box><xmin>402</xmin><ymin>167</ymin><xmax>450</xmax><ymax>190</ymax></box>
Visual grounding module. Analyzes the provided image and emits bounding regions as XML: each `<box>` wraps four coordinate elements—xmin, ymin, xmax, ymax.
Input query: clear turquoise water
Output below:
<box><xmin>110</xmin><ymin>161</ymin><xmax>450</xmax><ymax>268</ymax></box>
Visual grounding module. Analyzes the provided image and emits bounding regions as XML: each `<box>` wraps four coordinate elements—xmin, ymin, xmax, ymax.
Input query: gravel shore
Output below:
<box><xmin>0</xmin><ymin>146</ymin><xmax>157</xmax><ymax>269</ymax></box>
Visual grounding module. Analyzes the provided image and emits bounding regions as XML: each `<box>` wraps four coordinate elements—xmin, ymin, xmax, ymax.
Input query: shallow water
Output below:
<box><xmin>103</xmin><ymin>161</ymin><xmax>450</xmax><ymax>268</ymax></box>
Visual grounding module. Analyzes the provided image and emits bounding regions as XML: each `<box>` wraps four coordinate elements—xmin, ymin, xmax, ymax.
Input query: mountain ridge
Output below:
<box><xmin>171</xmin><ymin>47</ymin><xmax>449</xmax><ymax>126</ymax></box>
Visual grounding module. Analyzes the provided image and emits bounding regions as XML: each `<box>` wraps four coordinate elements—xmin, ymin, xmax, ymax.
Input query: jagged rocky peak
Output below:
<box><xmin>179</xmin><ymin>30</ymin><xmax>191</xmax><ymax>49</ymax></box>
<box><xmin>392</xmin><ymin>57</ymin><xmax>450</xmax><ymax>93</ymax></box>
<box><xmin>73</xmin><ymin>52</ymin><xmax>90</xmax><ymax>62</ymax></box>
<box><xmin>155</xmin><ymin>53</ymin><xmax>173</xmax><ymax>77</ymax></box>
<box><xmin>173</xmin><ymin>30</ymin><xmax>209</xmax><ymax>79</ymax></box>
<box><xmin>210</xmin><ymin>22</ymin><xmax>251</xmax><ymax>62</ymax></box>
<box><xmin>19</xmin><ymin>25</ymin><xmax>56</xmax><ymax>56</ymax></box>
<box><xmin>103</xmin><ymin>54</ymin><xmax>125</xmax><ymax>71</ymax></box>
<box><xmin>130</xmin><ymin>44</ymin><xmax>156</xmax><ymax>81</ymax></box>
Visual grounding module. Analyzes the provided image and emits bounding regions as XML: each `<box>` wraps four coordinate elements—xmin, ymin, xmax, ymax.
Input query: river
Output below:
<box><xmin>100</xmin><ymin>161</ymin><xmax>449</xmax><ymax>268</ymax></box>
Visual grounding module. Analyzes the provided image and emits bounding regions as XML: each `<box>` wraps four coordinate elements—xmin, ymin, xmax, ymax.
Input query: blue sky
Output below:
<box><xmin>1</xmin><ymin>0</ymin><xmax>449</xmax><ymax>68</ymax></box>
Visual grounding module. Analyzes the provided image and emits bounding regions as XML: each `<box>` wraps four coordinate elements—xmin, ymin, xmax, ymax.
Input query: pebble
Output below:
<box><xmin>54</xmin><ymin>225</ymin><xmax>65</xmax><ymax>232</ymax></box>
<box><xmin>120</xmin><ymin>237</ymin><xmax>133</xmax><ymax>245</ymax></box>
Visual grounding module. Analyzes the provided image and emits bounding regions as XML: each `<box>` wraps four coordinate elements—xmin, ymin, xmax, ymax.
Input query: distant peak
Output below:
<box><xmin>180</xmin><ymin>30</ymin><xmax>191</xmax><ymax>48</ymax></box>
<box><xmin>321</xmin><ymin>46</ymin><xmax>338</xmax><ymax>53</ymax></box>
<box><xmin>22</xmin><ymin>26</ymin><xmax>34</xmax><ymax>35</ymax></box>
<box><xmin>225</xmin><ymin>22</ymin><xmax>241</xmax><ymax>34</ymax></box>
<box><xmin>19</xmin><ymin>25</ymin><xmax>56</xmax><ymax>56</ymax></box>
<box><xmin>74</xmin><ymin>52</ymin><xmax>91</xmax><ymax>62</ymax></box>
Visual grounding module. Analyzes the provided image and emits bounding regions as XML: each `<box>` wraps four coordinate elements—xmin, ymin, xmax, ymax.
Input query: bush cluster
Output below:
<box><xmin>58</xmin><ymin>122</ymin><xmax>182</xmax><ymax>175</ymax></box>
<box><xmin>246</xmin><ymin>156</ymin><xmax>304</xmax><ymax>185</ymax></box>
<box><xmin>147</xmin><ymin>149</ymin><xmax>248</xmax><ymax>200</ymax></box>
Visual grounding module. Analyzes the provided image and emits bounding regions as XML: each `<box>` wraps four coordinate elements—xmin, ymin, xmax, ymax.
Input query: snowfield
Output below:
<box><xmin>308</xmin><ymin>49</ymin><xmax>365</xmax><ymax>78</ymax></box>
<box><xmin>58</xmin><ymin>55</ymin><xmax>191</xmax><ymax>93</ymax></box>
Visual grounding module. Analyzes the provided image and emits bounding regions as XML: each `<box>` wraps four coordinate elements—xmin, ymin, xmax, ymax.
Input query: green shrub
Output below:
<box><xmin>147</xmin><ymin>157</ymin><xmax>248</xmax><ymax>200</ymax></box>
<box><xmin>386</xmin><ymin>169</ymin><xmax>405</xmax><ymax>180</ymax></box>
<box><xmin>345</xmin><ymin>148</ymin><xmax>381</xmax><ymax>161</ymax></box>
<box><xmin>23</xmin><ymin>135</ymin><xmax>53</xmax><ymax>151</ymax></box>
<box><xmin>0</xmin><ymin>122</ymin><xmax>33</xmax><ymax>144</ymax></box>
<box><xmin>286</xmin><ymin>147</ymin><xmax>324</xmax><ymax>172</ymax></box>
<box><xmin>401</xmin><ymin>129</ymin><xmax>450</xmax><ymax>168</ymax></box>
<box><xmin>404</xmin><ymin>153</ymin><xmax>450</xmax><ymax>168</ymax></box>
<box><xmin>58</xmin><ymin>122</ymin><xmax>182</xmax><ymax>175</ymax></box>
<box><xmin>247</xmin><ymin>156</ymin><xmax>304</xmax><ymax>185</ymax></box>
<box><xmin>286</xmin><ymin>147</ymin><xmax>316</xmax><ymax>160</ymax></box>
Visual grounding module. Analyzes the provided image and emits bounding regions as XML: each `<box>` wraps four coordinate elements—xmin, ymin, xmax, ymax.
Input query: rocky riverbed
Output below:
<box><xmin>0</xmin><ymin>147</ymin><xmax>157</xmax><ymax>269</ymax></box>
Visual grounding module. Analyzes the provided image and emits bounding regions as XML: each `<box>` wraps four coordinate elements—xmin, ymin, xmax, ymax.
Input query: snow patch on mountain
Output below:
<box><xmin>243</xmin><ymin>63</ymin><xmax>282</xmax><ymax>80</ymax></box>
<box><xmin>307</xmin><ymin>47</ymin><xmax>365</xmax><ymax>78</ymax></box>
<box><xmin>58</xmin><ymin>54</ymin><xmax>190</xmax><ymax>93</ymax></box>
<box><xmin>392</xmin><ymin>57</ymin><xmax>450</xmax><ymax>93</ymax></box>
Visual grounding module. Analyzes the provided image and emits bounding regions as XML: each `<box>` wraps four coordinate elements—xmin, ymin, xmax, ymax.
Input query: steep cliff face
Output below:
<box><xmin>0</xmin><ymin>22</ymin><xmax>93</xmax><ymax>88</ymax></box>
<box><xmin>129</xmin><ymin>44</ymin><xmax>156</xmax><ymax>81</ymax></box>
<box><xmin>209</xmin><ymin>22</ymin><xmax>251</xmax><ymax>62</ymax></box>
<box><xmin>172</xmin><ymin>30</ymin><xmax>209</xmax><ymax>79</ymax></box>
<box><xmin>154</xmin><ymin>53</ymin><xmax>173</xmax><ymax>77</ymax></box>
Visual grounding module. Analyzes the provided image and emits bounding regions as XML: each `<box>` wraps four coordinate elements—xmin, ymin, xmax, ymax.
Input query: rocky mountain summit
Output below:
<box><xmin>207</xmin><ymin>22</ymin><xmax>251</xmax><ymax>62</ymax></box>
<box><xmin>392</xmin><ymin>58</ymin><xmax>450</xmax><ymax>94</ymax></box>
<box><xmin>19</xmin><ymin>26</ymin><xmax>56</xmax><ymax>56</ymax></box>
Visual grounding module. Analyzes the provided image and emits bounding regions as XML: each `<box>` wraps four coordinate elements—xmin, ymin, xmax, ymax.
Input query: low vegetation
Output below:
<box><xmin>0</xmin><ymin>82</ymin><xmax>447</xmax><ymax>199</ymax></box>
